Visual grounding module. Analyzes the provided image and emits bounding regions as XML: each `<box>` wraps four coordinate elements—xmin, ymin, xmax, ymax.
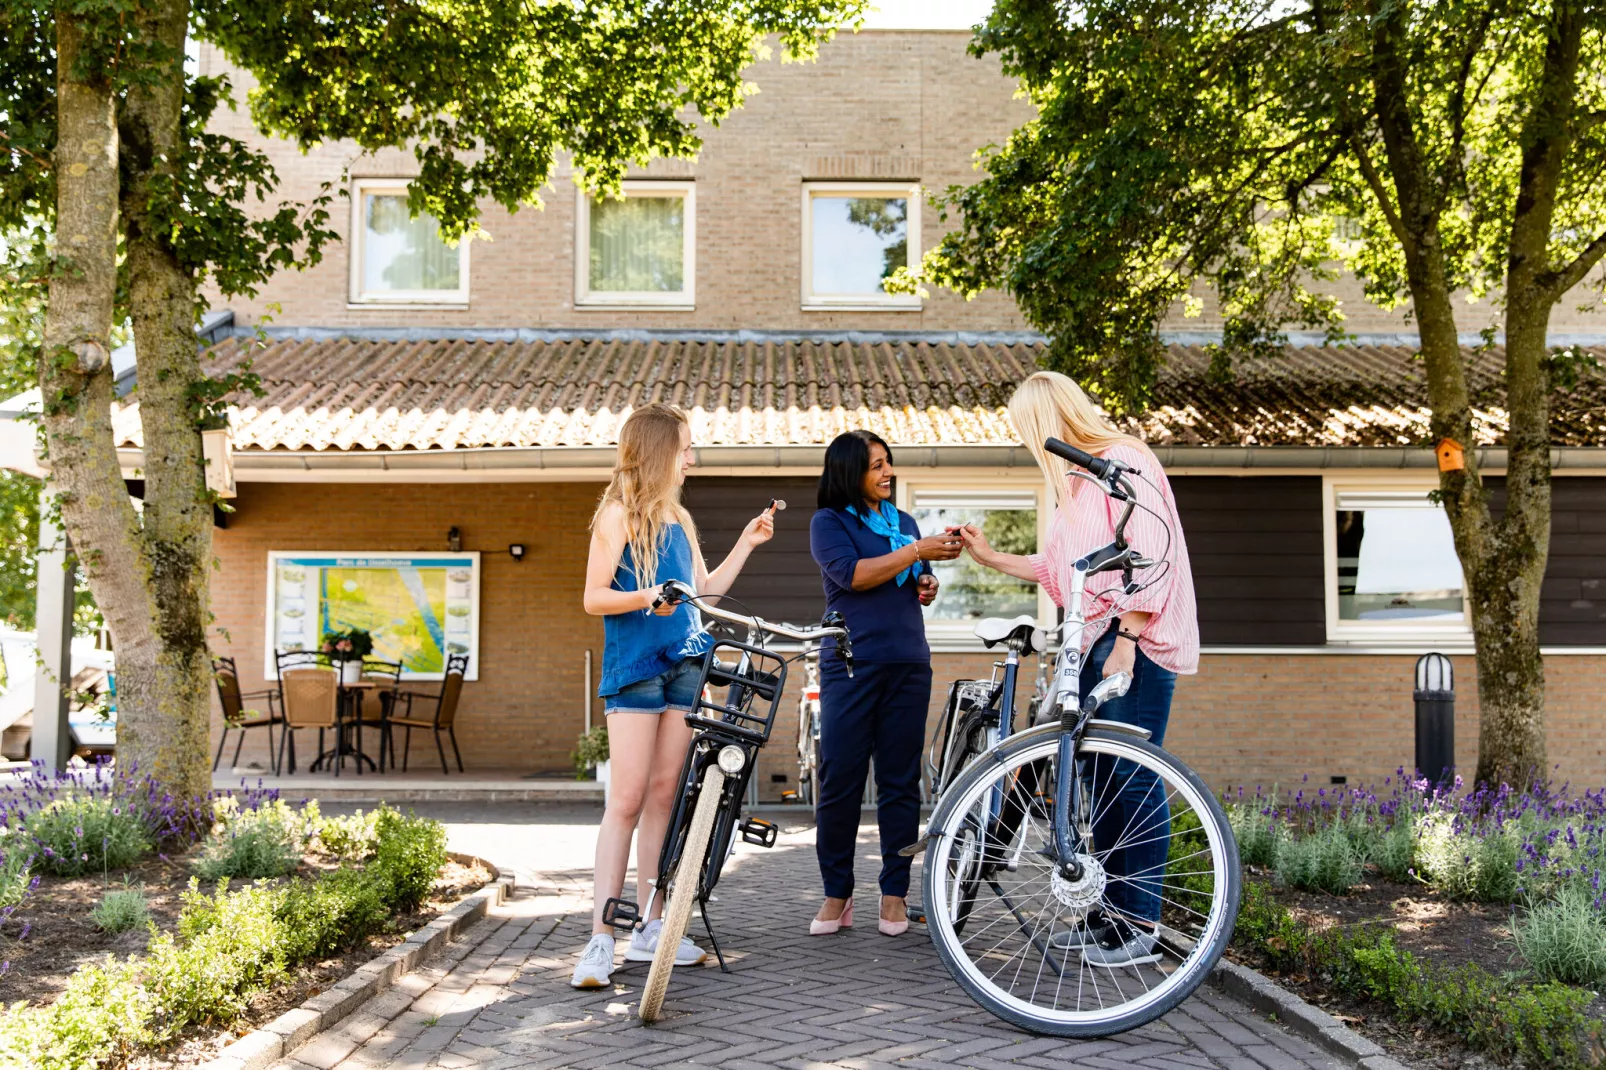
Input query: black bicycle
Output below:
<box><xmin>916</xmin><ymin>438</ymin><xmax>1240</xmax><ymax>1036</ymax></box>
<box><xmin>602</xmin><ymin>581</ymin><xmax>852</xmax><ymax>1023</ymax></box>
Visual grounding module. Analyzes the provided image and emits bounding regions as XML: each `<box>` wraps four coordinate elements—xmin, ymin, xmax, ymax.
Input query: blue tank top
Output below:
<box><xmin>597</xmin><ymin>523</ymin><xmax>711</xmax><ymax>697</ymax></box>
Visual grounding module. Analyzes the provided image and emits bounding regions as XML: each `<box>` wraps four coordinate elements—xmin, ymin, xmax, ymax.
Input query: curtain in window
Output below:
<box><xmin>589</xmin><ymin>195</ymin><xmax>685</xmax><ymax>293</ymax></box>
<box><xmin>364</xmin><ymin>194</ymin><xmax>460</xmax><ymax>293</ymax></box>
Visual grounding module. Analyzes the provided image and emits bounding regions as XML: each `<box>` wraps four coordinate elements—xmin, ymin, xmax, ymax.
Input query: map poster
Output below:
<box><xmin>265</xmin><ymin>552</ymin><xmax>479</xmax><ymax>680</ymax></box>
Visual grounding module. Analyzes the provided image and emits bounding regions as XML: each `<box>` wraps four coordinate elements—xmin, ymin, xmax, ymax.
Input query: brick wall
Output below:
<box><xmin>211</xmin><ymin>481</ymin><xmax>606</xmax><ymax>774</ymax></box>
<box><xmin>212</xmin><ymin>482</ymin><xmax>1606</xmax><ymax>795</ymax></box>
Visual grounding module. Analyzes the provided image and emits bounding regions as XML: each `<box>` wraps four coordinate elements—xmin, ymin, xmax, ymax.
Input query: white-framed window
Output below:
<box><xmin>800</xmin><ymin>181</ymin><xmax>921</xmax><ymax>310</ymax></box>
<box><xmin>348</xmin><ymin>180</ymin><xmax>470</xmax><ymax>306</ymax></box>
<box><xmin>265</xmin><ymin>551</ymin><xmax>481</xmax><ymax>681</ymax></box>
<box><xmin>1322</xmin><ymin>478</ymin><xmax>1470</xmax><ymax>643</ymax></box>
<box><xmin>575</xmin><ymin>180</ymin><xmax>696</xmax><ymax>308</ymax></box>
<box><xmin>905</xmin><ymin>485</ymin><xmax>1051</xmax><ymax>645</ymax></box>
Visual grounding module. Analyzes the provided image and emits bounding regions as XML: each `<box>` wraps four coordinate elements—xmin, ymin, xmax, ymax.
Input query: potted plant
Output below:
<box><xmin>320</xmin><ymin>628</ymin><xmax>374</xmax><ymax>684</ymax></box>
<box><xmin>572</xmin><ymin>725</ymin><xmax>609</xmax><ymax>796</ymax></box>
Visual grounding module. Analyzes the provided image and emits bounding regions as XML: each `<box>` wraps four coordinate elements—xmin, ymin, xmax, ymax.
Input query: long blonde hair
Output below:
<box><xmin>593</xmin><ymin>403</ymin><xmax>697</xmax><ymax>587</ymax></box>
<box><xmin>1008</xmin><ymin>371</ymin><xmax>1140</xmax><ymax>509</ymax></box>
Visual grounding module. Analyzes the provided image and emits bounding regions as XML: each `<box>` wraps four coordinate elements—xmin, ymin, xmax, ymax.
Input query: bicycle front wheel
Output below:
<box><xmin>922</xmin><ymin>728</ymin><xmax>1240</xmax><ymax>1037</ymax></box>
<box><xmin>639</xmin><ymin>764</ymin><xmax>725</xmax><ymax>1023</ymax></box>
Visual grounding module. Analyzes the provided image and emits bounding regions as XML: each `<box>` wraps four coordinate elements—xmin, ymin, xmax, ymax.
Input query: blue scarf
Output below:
<box><xmin>847</xmin><ymin>500</ymin><xmax>918</xmax><ymax>586</ymax></box>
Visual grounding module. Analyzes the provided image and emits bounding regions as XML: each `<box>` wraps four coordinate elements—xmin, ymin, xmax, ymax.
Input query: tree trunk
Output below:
<box><xmin>117</xmin><ymin>0</ymin><xmax>213</xmax><ymax>802</ymax></box>
<box><xmin>41</xmin><ymin>2</ymin><xmax>212</xmax><ymax>805</ymax></box>
<box><xmin>40</xmin><ymin>13</ymin><xmax>158</xmax><ymax>780</ymax></box>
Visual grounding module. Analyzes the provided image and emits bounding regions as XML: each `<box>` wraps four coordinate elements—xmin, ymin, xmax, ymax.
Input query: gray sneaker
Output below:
<box><xmin>1081</xmin><ymin>918</ymin><xmax>1161</xmax><ymax>968</ymax></box>
<box><xmin>1048</xmin><ymin>911</ymin><xmax>1114</xmax><ymax>950</ymax></box>
<box><xmin>570</xmin><ymin>933</ymin><xmax>616</xmax><ymax>988</ymax></box>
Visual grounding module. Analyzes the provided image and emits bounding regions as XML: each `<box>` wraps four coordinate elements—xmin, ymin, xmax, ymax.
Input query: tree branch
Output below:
<box><xmin>1349</xmin><ymin>130</ymin><xmax>1411</xmax><ymax>252</ymax></box>
<box><xmin>1541</xmin><ymin>229</ymin><xmax>1606</xmax><ymax>300</ymax></box>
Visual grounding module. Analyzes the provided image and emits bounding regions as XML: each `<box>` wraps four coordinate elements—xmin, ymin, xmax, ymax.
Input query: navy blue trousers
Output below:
<box><xmin>1080</xmin><ymin>630</ymin><xmax>1177</xmax><ymax>924</ymax></box>
<box><xmin>815</xmin><ymin>659</ymin><xmax>931</xmax><ymax>899</ymax></box>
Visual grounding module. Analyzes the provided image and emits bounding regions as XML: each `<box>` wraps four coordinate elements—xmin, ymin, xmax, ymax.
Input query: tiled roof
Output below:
<box><xmin>109</xmin><ymin>335</ymin><xmax>1606</xmax><ymax>452</ymax></box>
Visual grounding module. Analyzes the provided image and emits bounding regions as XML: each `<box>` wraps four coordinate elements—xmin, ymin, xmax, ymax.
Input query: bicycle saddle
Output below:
<box><xmin>973</xmin><ymin>615</ymin><xmax>1047</xmax><ymax>654</ymax></box>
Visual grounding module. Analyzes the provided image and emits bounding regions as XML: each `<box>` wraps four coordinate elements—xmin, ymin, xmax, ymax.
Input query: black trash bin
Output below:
<box><xmin>1413</xmin><ymin>653</ymin><xmax>1455</xmax><ymax>788</ymax></box>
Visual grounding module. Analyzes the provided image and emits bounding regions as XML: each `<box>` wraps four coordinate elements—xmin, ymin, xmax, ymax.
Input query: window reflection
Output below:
<box><xmin>1335</xmin><ymin>497</ymin><xmax>1465</xmax><ymax>621</ymax></box>
<box><xmin>363</xmin><ymin>194</ymin><xmax>460</xmax><ymax>293</ymax></box>
<box><xmin>811</xmin><ymin>195</ymin><xmax>908</xmax><ymax>295</ymax></box>
<box><xmin>913</xmin><ymin>494</ymin><xmax>1037</xmax><ymax>621</ymax></box>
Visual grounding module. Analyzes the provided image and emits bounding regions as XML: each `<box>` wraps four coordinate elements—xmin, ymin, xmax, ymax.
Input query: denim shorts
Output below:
<box><xmin>604</xmin><ymin>657</ymin><xmax>703</xmax><ymax>715</ymax></box>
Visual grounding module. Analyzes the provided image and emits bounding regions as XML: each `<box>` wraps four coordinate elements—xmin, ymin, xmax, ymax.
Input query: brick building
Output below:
<box><xmin>24</xmin><ymin>30</ymin><xmax>1606</xmax><ymax>792</ymax></box>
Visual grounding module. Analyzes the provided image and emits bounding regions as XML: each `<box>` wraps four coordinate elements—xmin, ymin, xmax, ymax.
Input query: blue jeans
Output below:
<box><xmin>1079</xmin><ymin>630</ymin><xmax>1176</xmax><ymax>925</ymax></box>
<box><xmin>815</xmin><ymin>660</ymin><xmax>931</xmax><ymax>899</ymax></box>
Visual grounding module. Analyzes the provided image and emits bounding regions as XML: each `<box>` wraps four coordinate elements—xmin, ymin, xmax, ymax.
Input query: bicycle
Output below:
<box><xmin>794</xmin><ymin>640</ymin><xmax>822</xmax><ymax>806</ymax></box>
<box><xmin>913</xmin><ymin>438</ymin><xmax>1241</xmax><ymax>1037</ymax></box>
<box><xmin>601</xmin><ymin>581</ymin><xmax>853</xmax><ymax>1023</ymax></box>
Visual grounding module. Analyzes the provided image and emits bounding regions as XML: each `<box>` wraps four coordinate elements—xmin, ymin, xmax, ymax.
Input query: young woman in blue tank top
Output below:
<box><xmin>571</xmin><ymin>403</ymin><xmax>777</xmax><ymax>989</ymax></box>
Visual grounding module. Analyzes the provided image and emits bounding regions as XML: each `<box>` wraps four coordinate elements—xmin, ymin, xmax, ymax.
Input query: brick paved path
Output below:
<box><xmin>275</xmin><ymin>806</ymin><xmax>1351</xmax><ymax>1070</ymax></box>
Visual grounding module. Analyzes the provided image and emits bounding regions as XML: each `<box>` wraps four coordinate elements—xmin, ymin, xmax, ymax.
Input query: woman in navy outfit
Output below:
<box><xmin>808</xmin><ymin>430</ymin><xmax>962</xmax><ymax>936</ymax></box>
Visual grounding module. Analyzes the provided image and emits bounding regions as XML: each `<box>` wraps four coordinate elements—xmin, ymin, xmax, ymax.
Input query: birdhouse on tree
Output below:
<box><xmin>1435</xmin><ymin>437</ymin><xmax>1466</xmax><ymax>472</ymax></box>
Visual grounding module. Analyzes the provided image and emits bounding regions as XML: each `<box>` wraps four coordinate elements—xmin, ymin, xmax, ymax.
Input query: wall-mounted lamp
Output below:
<box><xmin>508</xmin><ymin>543</ymin><xmax>526</xmax><ymax>563</ymax></box>
<box><xmin>447</xmin><ymin>527</ymin><xmax>462</xmax><ymax>552</ymax></box>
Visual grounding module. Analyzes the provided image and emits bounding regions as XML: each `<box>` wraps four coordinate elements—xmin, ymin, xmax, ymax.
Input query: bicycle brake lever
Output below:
<box><xmin>1081</xmin><ymin>671</ymin><xmax>1133</xmax><ymax>715</ymax></box>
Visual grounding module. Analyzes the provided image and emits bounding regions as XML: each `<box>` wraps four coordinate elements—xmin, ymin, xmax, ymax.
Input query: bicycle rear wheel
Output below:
<box><xmin>922</xmin><ymin>728</ymin><xmax>1239</xmax><ymax>1037</ymax></box>
<box><xmin>639</xmin><ymin>764</ymin><xmax>725</xmax><ymax>1023</ymax></box>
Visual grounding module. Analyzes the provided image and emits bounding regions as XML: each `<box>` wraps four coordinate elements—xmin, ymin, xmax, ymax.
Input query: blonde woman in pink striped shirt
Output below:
<box><xmin>959</xmin><ymin>370</ymin><xmax>1199</xmax><ymax>967</ymax></box>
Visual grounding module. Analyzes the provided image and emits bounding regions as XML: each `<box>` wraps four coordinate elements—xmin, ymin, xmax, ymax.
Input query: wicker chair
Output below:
<box><xmin>212</xmin><ymin>655</ymin><xmax>285</xmax><ymax>775</ymax></box>
<box><xmin>276</xmin><ymin>659</ymin><xmax>344</xmax><ymax>776</ymax></box>
<box><xmin>389</xmin><ymin>654</ymin><xmax>468</xmax><ymax>774</ymax></box>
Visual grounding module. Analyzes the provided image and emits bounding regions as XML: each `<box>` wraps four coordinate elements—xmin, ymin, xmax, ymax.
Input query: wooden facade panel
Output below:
<box><xmin>1171</xmin><ymin>476</ymin><xmax>1327</xmax><ymax>646</ymax></box>
<box><xmin>683</xmin><ymin>476</ymin><xmax>826</xmax><ymax>626</ymax></box>
<box><xmin>1489</xmin><ymin>477</ymin><xmax>1606</xmax><ymax>645</ymax></box>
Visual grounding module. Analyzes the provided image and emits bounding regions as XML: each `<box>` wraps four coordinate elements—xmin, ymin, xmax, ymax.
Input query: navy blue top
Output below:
<box><xmin>809</xmin><ymin>507</ymin><xmax>932</xmax><ymax>664</ymax></box>
<box><xmin>598</xmin><ymin>524</ymin><xmax>711</xmax><ymax>697</ymax></box>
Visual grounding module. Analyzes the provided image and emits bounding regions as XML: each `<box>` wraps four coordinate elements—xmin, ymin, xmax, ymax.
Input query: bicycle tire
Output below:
<box><xmin>922</xmin><ymin>728</ymin><xmax>1240</xmax><ymax>1038</ymax></box>
<box><xmin>639</xmin><ymin>764</ymin><xmax>726</xmax><ymax>1023</ymax></box>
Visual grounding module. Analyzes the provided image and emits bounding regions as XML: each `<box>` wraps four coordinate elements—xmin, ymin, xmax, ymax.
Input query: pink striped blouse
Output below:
<box><xmin>1026</xmin><ymin>442</ymin><xmax>1199</xmax><ymax>675</ymax></box>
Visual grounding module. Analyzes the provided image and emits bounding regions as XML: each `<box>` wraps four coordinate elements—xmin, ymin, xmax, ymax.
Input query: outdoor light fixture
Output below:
<box><xmin>509</xmin><ymin>543</ymin><xmax>526</xmax><ymax>562</ymax></box>
<box><xmin>447</xmin><ymin>527</ymin><xmax>461</xmax><ymax>552</ymax></box>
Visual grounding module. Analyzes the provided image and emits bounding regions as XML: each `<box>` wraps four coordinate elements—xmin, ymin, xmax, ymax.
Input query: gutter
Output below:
<box><xmin>106</xmin><ymin>442</ymin><xmax>1606</xmax><ymax>476</ymax></box>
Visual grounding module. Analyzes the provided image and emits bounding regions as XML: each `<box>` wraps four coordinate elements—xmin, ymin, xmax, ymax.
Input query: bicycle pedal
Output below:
<box><xmin>907</xmin><ymin>903</ymin><xmax>927</xmax><ymax>925</ymax></box>
<box><xmin>739</xmin><ymin>816</ymin><xmax>779</xmax><ymax>847</ymax></box>
<box><xmin>601</xmin><ymin>897</ymin><xmax>641</xmax><ymax>930</ymax></box>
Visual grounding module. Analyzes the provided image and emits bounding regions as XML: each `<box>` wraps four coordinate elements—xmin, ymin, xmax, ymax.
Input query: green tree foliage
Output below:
<box><xmin>920</xmin><ymin>0</ymin><xmax>1606</xmax><ymax>787</ymax></box>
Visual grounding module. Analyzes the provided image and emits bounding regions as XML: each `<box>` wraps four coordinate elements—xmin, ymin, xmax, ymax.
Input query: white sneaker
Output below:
<box><xmin>1048</xmin><ymin>911</ymin><xmax>1115</xmax><ymax>950</ymax></box>
<box><xmin>1081</xmin><ymin>919</ymin><xmax>1162</xmax><ymax>968</ymax></box>
<box><xmin>625</xmin><ymin>918</ymin><xmax>708</xmax><ymax>965</ymax></box>
<box><xmin>570</xmin><ymin>933</ymin><xmax>616</xmax><ymax>988</ymax></box>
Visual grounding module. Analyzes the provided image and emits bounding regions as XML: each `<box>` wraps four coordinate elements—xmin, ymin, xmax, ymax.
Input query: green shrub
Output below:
<box><xmin>91</xmin><ymin>887</ymin><xmax>150</xmax><ymax>934</ymax></box>
<box><xmin>0</xmin><ymin>839</ymin><xmax>33</xmax><ymax>909</ymax></box>
<box><xmin>0</xmin><ymin>797</ymin><xmax>453</xmax><ymax>1069</ymax></box>
<box><xmin>193</xmin><ymin>799</ymin><xmax>304</xmax><ymax>881</ymax></box>
<box><xmin>25</xmin><ymin>795</ymin><xmax>151</xmax><ymax>878</ymax></box>
<box><xmin>1413</xmin><ymin>813</ymin><xmax>1521</xmax><ymax>902</ymax></box>
<box><xmin>1370</xmin><ymin>820</ymin><xmax>1415</xmax><ymax>883</ymax></box>
<box><xmin>277</xmin><ymin>868</ymin><xmax>391</xmax><ymax>962</ymax></box>
<box><xmin>1236</xmin><ymin>882</ymin><xmax>1600</xmax><ymax>1068</ymax></box>
<box><xmin>1275</xmin><ymin>823</ymin><xmax>1363</xmax><ymax>895</ymax></box>
<box><xmin>144</xmin><ymin>881</ymin><xmax>288</xmax><ymax>1037</ymax></box>
<box><xmin>369</xmin><ymin>807</ymin><xmax>448</xmax><ymax>912</ymax></box>
<box><xmin>1165</xmin><ymin>806</ymin><xmax>1216</xmax><ymax>911</ymax></box>
<box><xmin>1512</xmin><ymin>886</ymin><xmax>1606</xmax><ymax>988</ymax></box>
<box><xmin>315</xmin><ymin>808</ymin><xmax>381</xmax><ymax>861</ymax></box>
<box><xmin>1229</xmin><ymin>802</ymin><xmax>1281</xmax><ymax>868</ymax></box>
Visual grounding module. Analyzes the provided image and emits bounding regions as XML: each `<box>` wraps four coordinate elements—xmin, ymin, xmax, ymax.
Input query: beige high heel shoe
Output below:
<box><xmin>810</xmin><ymin>897</ymin><xmax>853</xmax><ymax>935</ymax></box>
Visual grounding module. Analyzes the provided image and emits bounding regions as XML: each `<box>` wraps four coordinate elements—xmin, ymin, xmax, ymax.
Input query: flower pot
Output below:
<box><xmin>339</xmin><ymin>659</ymin><xmax>362</xmax><ymax>685</ymax></box>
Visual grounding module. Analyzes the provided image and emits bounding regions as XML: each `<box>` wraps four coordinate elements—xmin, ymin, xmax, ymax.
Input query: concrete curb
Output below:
<box><xmin>199</xmin><ymin>853</ymin><xmax>514</xmax><ymax>1070</ymax></box>
<box><xmin>1209</xmin><ymin>956</ymin><xmax>1411</xmax><ymax>1070</ymax></box>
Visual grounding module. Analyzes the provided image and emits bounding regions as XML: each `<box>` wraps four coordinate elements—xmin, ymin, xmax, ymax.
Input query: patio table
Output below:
<box><xmin>308</xmin><ymin>681</ymin><xmax>380</xmax><ymax>773</ymax></box>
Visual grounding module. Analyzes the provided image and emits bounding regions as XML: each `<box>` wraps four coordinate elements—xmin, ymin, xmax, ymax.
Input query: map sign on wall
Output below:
<box><xmin>265</xmin><ymin>552</ymin><xmax>480</xmax><ymax>680</ymax></box>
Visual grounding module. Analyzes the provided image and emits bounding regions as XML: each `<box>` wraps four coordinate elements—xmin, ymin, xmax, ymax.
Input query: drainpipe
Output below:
<box><xmin>32</xmin><ymin>481</ymin><xmax>75</xmax><ymax>772</ymax></box>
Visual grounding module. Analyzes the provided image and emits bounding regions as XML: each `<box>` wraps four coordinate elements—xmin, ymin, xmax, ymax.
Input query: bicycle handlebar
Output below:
<box><xmin>653</xmin><ymin>579</ymin><xmax>855</xmax><ymax>671</ymax></box>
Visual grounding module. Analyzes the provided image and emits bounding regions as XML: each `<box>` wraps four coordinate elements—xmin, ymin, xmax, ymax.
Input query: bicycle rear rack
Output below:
<box><xmin>685</xmin><ymin>639</ymin><xmax>789</xmax><ymax>745</ymax></box>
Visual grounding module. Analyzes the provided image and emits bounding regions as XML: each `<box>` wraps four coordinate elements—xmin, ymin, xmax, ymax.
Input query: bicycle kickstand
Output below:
<box><xmin>698</xmin><ymin>898</ymin><xmax>731</xmax><ymax>973</ymax></box>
